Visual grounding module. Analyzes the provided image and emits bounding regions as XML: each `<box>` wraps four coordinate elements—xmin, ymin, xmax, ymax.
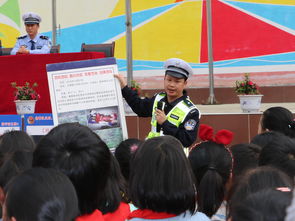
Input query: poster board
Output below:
<box><xmin>46</xmin><ymin>57</ymin><xmax>127</xmax><ymax>150</ymax></box>
<box><xmin>24</xmin><ymin>113</ymin><xmax>54</xmax><ymax>136</ymax></box>
<box><xmin>0</xmin><ymin>115</ymin><xmax>22</xmax><ymax>135</ymax></box>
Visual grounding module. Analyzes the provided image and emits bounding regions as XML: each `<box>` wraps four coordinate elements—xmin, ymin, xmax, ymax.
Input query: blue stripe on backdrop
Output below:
<box><xmin>223</xmin><ymin>0</ymin><xmax>295</xmax><ymax>31</ymax></box>
<box><xmin>117</xmin><ymin>52</ymin><xmax>295</xmax><ymax>71</ymax></box>
<box><xmin>43</xmin><ymin>3</ymin><xmax>177</xmax><ymax>53</ymax></box>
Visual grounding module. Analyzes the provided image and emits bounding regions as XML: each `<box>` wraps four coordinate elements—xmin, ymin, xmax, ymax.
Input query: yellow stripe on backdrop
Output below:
<box><xmin>230</xmin><ymin>0</ymin><xmax>295</xmax><ymax>5</ymax></box>
<box><xmin>0</xmin><ymin>23</ymin><xmax>20</xmax><ymax>47</ymax></box>
<box><xmin>111</xmin><ymin>0</ymin><xmax>178</xmax><ymax>16</ymax></box>
<box><xmin>115</xmin><ymin>1</ymin><xmax>203</xmax><ymax>63</ymax></box>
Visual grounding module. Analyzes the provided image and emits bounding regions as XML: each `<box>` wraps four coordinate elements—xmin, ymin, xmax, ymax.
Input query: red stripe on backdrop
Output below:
<box><xmin>200</xmin><ymin>0</ymin><xmax>295</xmax><ymax>62</ymax></box>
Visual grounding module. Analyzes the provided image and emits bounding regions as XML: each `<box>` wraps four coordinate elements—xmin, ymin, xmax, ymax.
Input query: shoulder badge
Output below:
<box><xmin>40</xmin><ymin>35</ymin><xmax>49</xmax><ymax>40</ymax></box>
<box><xmin>184</xmin><ymin>119</ymin><xmax>197</xmax><ymax>131</ymax></box>
<box><xmin>17</xmin><ymin>35</ymin><xmax>26</xmax><ymax>39</ymax></box>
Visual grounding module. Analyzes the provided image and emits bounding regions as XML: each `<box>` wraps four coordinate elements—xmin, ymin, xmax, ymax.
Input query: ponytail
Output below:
<box><xmin>197</xmin><ymin>168</ymin><xmax>225</xmax><ymax>217</ymax></box>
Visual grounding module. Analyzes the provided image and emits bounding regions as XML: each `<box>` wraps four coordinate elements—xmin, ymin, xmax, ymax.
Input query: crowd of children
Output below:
<box><xmin>0</xmin><ymin>106</ymin><xmax>294</xmax><ymax>221</ymax></box>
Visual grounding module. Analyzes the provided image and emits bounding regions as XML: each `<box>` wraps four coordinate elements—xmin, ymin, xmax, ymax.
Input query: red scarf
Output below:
<box><xmin>76</xmin><ymin>202</ymin><xmax>130</xmax><ymax>221</ymax></box>
<box><xmin>76</xmin><ymin>209</ymin><xmax>104</xmax><ymax>221</ymax></box>
<box><xmin>128</xmin><ymin>209</ymin><xmax>177</xmax><ymax>220</ymax></box>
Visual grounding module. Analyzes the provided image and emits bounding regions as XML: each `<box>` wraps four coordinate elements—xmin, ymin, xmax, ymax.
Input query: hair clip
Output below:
<box><xmin>199</xmin><ymin>124</ymin><xmax>214</xmax><ymax>141</ymax></box>
<box><xmin>199</xmin><ymin>124</ymin><xmax>234</xmax><ymax>146</ymax></box>
<box><xmin>208</xmin><ymin>166</ymin><xmax>216</xmax><ymax>171</ymax></box>
<box><xmin>276</xmin><ymin>187</ymin><xmax>291</xmax><ymax>192</ymax></box>
<box><xmin>130</xmin><ymin>144</ymin><xmax>139</xmax><ymax>153</ymax></box>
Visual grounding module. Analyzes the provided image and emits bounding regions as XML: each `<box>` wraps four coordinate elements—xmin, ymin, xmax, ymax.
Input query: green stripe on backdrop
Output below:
<box><xmin>0</xmin><ymin>0</ymin><xmax>21</xmax><ymax>27</ymax></box>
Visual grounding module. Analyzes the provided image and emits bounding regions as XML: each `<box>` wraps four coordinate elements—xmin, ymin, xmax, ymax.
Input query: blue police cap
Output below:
<box><xmin>22</xmin><ymin>12</ymin><xmax>41</xmax><ymax>25</ymax></box>
<box><xmin>164</xmin><ymin>58</ymin><xmax>193</xmax><ymax>80</ymax></box>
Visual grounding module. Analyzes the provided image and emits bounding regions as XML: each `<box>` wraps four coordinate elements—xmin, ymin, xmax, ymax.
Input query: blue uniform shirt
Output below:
<box><xmin>10</xmin><ymin>34</ymin><xmax>52</xmax><ymax>55</ymax></box>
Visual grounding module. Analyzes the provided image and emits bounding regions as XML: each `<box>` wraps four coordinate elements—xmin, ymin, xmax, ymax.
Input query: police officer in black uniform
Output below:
<box><xmin>115</xmin><ymin>58</ymin><xmax>200</xmax><ymax>147</ymax></box>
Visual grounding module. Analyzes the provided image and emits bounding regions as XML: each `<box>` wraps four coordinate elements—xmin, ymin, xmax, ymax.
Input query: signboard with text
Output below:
<box><xmin>0</xmin><ymin>115</ymin><xmax>22</xmax><ymax>135</ymax></box>
<box><xmin>24</xmin><ymin>113</ymin><xmax>54</xmax><ymax>136</ymax></box>
<box><xmin>46</xmin><ymin>57</ymin><xmax>127</xmax><ymax>150</ymax></box>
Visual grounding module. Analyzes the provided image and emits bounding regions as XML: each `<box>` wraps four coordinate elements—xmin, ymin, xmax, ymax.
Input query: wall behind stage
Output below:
<box><xmin>1</xmin><ymin>0</ymin><xmax>295</xmax><ymax>88</ymax></box>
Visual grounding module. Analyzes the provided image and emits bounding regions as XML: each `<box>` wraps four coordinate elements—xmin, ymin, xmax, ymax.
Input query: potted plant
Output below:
<box><xmin>11</xmin><ymin>82</ymin><xmax>40</xmax><ymax>115</ymax></box>
<box><xmin>235</xmin><ymin>73</ymin><xmax>263</xmax><ymax>113</ymax></box>
<box><xmin>131</xmin><ymin>80</ymin><xmax>141</xmax><ymax>96</ymax></box>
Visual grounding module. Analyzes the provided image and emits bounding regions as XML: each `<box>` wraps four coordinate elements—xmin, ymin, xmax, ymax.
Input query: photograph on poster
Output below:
<box><xmin>57</xmin><ymin>106</ymin><xmax>120</xmax><ymax>130</ymax></box>
<box><xmin>95</xmin><ymin>127</ymin><xmax>123</xmax><ymax>151</ymax></box>
<box><xmin>57</xmin><ymin>110</ymin><xmax>88</xmax><ymax>125</ymax></box>
<box><xmin>57</xmin><ymin>106</ymin><xmax>123</xmax><ymax>149</ymax></box>
<box><xmin>87</xmin><ymin>106</ymin><xmax>120</xmax><ymax>130</ymax></box>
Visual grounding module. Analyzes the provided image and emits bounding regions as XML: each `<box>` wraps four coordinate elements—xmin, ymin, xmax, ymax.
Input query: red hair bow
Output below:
<box><xmin>198</xmin><ymin>124</ymin><xmax>234</xmax><ymax>146</ymax></box>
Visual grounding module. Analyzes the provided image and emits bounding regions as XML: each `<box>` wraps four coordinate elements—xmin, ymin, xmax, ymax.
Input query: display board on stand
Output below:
<box><xmin>46</xmin><ymin>57</ymin><xmax>127</xmax><ymax>150</ymax></box>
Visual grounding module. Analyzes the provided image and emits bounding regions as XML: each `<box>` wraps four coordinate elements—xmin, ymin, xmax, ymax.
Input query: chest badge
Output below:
<box><xmin>170</xmin><ymin>114</ymin><xmax>179</xmax><ymax>120</ymax></box>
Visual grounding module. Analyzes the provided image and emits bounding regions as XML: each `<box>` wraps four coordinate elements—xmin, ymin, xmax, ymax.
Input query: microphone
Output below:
<box><xmin>156</xmin><ymin>101</ymin><xmax>165</xmax><ymax>132</ymax></box>
<box><xmin>157</xmin><ymin>101</ymin><xmax>165</xmax><ymax>111</ymax></box>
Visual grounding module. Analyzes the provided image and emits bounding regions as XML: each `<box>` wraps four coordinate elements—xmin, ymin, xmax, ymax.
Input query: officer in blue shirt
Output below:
<box><xmin>11</xmin><ymin>12</ymin><xmax>51</xmax><ymax>55</ymax></box>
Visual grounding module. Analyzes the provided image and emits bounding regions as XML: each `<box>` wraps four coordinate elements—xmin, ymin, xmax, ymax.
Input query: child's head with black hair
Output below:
<box><xmin>230</xmin><ymin>188</ymin><xmax>292</xmax><ymax>221</ymax></box>
<box><xmin>251</xmin><ymin>131</ymin><xmax>278</xmax><ymax>149</ymax></box>
<box><xmin>259</xmin><ymin>132</ymin><xmax>295</xmax><ymax>179</ymax></box>
<box><xmin>230</xmin><ymin>143</ymin><xmax>261</xmax><ymax>181</ymax></box>
<box><xmin>33</xmin><ymin>123</ymin><xmax>127</xmax><ymax>215</ymax></box>
<box><xmin>114</xmin><ymin>138</ymin><xmax>142</xmax><ymax>181</ymax></box>
<box><xmin>129</xmin><ymin>135</ymin><xmax>196</xmax><ymax>215</ymax></box>
<box><xmin>188</xmin><ymin>124</ymin><xmax>234</xmax><ymax>218</ymax></box>
<box><xmin>3</xmin><ymin>167</ymin><xmax>79</xmax><ymax>221</ymax></box>
<box><xmin>259</xmin><ymin>106</ymin><xmax>295</xmax><ymax>138</ymax></box>
<box><xmin>0</xmin><ymin>131</ymin><xmax>35</xmax><ymax>205</ymax></box>
<box><xmin>227</xmin><ymin>166</ymin><xmax>293</xmax><ymax>219</ymax></box>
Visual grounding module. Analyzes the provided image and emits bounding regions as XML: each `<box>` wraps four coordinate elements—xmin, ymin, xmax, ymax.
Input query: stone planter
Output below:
<box><xmin>14</xmin><ymin>100</ymin><xmax>37</xmax><ymax>115</ymax></box>
<box><xmin>238</xmin><ymin>94</ymin><xmax>263</xmax><ymax>113</ymax></box>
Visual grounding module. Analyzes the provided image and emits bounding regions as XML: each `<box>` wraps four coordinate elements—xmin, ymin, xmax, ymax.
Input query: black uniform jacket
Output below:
<box><xmin>122</xmin><ymin>86</ymin><xmax>200</xmax><ymax>147</ymax></box>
